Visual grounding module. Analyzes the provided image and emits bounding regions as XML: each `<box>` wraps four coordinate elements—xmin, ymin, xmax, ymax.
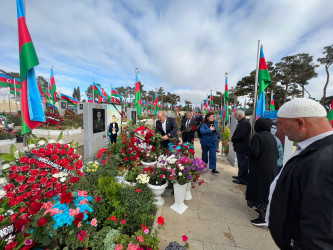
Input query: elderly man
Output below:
<box><xmin>155</xmin><ymin>111</ymin><xmax>179</xmax><ymax>148</ymax></box>
<box><xmin>180</xmin><ymin>112</ymin><xmax>197</xmax><ymax>143</ymax></box>
<box><xmin>267</xmin><ymin>98</ymin><xmax>333</xmax><ymax>249</ymax></box>
<box><xmin>231</xmin><ymin>110</ymin><xmax>251</xmax><ymax>185</ymax></box>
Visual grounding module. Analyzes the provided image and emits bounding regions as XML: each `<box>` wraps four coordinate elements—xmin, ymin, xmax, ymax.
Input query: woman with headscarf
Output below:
<box><xmin>246</xmin><ymin>118</ymin><xmax>278</xmax><ymax>226</ymax></box>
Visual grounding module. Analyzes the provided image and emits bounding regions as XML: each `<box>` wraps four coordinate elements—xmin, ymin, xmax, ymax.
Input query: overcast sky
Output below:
<box><xmin>0</xmin><ymin>0</ymin><xmax>332</xmax><ymax>105</ymax></box>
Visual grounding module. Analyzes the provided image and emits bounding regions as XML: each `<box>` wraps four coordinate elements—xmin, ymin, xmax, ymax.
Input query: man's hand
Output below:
<box><xmin>162</xmin><ymin>135</ymin><xmax>169</xmax><ymax>140</ymax></box>
<box><xmin>210</xmin><ymin>126</ymin><xmax>215</xmax><ymax>131</ymax></box>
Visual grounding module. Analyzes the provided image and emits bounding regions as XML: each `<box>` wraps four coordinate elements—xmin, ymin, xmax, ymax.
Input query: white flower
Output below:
<box><xmin>58</xmin><ymin>140</ymin><xmax>65</xmax><ymax>144</ymax></box>
<box><xmin>2</xmin><ymin>164</ymin><xmax>10</xmax><ymax>170</ymax></box>
<box><xmin>28</xmin><ymin>144</ymin><xmax>36</xmax><ymax>149</ymax></box>
<box><xmin>5</xmin><ymin>234</ymin><xmax>15</xmax><ymax>243</ymax></box>
<box><xmin>60</xmin><ymin>177</ymin><xmax>66</xmax><ymax>182</ymax></box>
<box><xmin>78</xmin><ymin>156</ymin><xmax>82</xmax><ymax>160</ymax></box>
<box><xmin>38</xmin><ymin>140</ymin><xmax>46</xmax><ymax>146</ymax></box>
<box><xmin>0</xmin><ymin>189</ymin><xmax>6</xmax><ymax>199</ymax></box>
<box><xmin>22</xmin><ymin>146</ymin><xmax>29</xmax><ymax>152</ymax></box>
<box><xmin>0</xmin><ymin>178</ymin><xmax>7</xmax><ymax>185</ymax></box>
<box><xmin>5</xmin><ymin>210</ymin><xmax>14</xmax><ymax>216</ymax></box>
<box><xmin>48</xmin><ymin>139</ymin><xmax>56</xmax><ymax>144</ymax></box>
<box><xmin>178</xmin><ymin>172</ymin><xmax>182</xmax><ymax>176</ymax></box>
<box><xmin>14</xmin><ymin>151</ymin><xmax>19</xmax><ymax>159</ymax></box>
<box><xmin>52</xmin><ymin>173</ymin><xmax>59</xmax><ymax>178</ymax></box>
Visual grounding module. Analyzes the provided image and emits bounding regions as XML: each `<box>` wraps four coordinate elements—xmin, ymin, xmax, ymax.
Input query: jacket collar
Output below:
<box><xmin>296</xmin><ymin>134</ymin><xmax>333</xmax><ymax>157</ymax></box>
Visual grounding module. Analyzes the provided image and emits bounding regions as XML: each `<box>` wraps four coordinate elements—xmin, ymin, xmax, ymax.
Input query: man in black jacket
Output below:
<box><xmin>180</xmin><ymin>112</ymin><xmax>197</xmax><ymax>143</ymax></box>
<box><xmin>108</xmin><ymin>115</ymin><xmax>119</xmax><ymax>144</ymax></box>
<box><xmin>155</xmin><ymin>111</ymin><xmax>179</xmax><ymax>148</ymax></box>
<box><xmin>267</xmin><ymin>98</ymin><xmax>333</xmax><ymax>250</ymax></box>
<box><xmin>231</xmin><ymin>110</ymin><xmax>251</xmax><ymax>185</ymax></box>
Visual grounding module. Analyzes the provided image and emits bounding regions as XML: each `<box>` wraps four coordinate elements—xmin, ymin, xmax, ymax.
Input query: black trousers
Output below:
<box><xmin>236</xmin><ymin>153</ymin><xmax>249</xmax><ymax>183</ymax></box>
<box><xmin>110</xmin><ymin>136</ymin><xmax>117</xmax><ymax>144</ymax></box>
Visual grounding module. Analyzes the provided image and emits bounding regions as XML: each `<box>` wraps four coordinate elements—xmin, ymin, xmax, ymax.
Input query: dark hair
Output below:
<box><xmin>254</xmin><ymin>118</ymin><xmax>273</xmax><ymax>133</ymax></box>
<box><xmin>205</xmin><ymin>112</ymin><xmax>215</xmax><ymax>122</ymax></box>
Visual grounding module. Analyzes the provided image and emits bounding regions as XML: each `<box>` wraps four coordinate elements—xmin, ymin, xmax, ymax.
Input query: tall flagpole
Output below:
<box><xmin>270</xmin><ymin>90</ymin><xmax>273</xmax><ymax>111</ymax></box>
<box><xmin>8</xmin><ymin>87</ymin><xmax>11</xmax><ymax>112</ymax></box>
<box><xmin>221</xmin><ymin>73</ymin><xmax>227</xmax><ymax>156</ymax></box>
<box><xmin>14</xmin><ymin>78</ymin><xmax>18</xmax><ymax>113</ymax></box>
<box><xmin>210</xmin><ymin>90</ymin><xmax>212</xmax><ymax>111</ymax></box>
<box><xmin>252</xmin><ymin>39</ymin><xmax>261</xmax><ymax>136</ymax></box>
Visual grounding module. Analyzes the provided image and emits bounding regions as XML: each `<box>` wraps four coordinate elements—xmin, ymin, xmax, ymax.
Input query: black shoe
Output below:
<box><xmin>232</xmin><ymin>179</ymin><xmax>247</xmax><ymax>185</ymax></box>
<box><xmin>212</xmin><ymin>169</ymin><xmax>220</xmax><ymax>174</ymax></box>
<box><xmin>232</xmin><ymin>176</ymin><xmax>239</xmax><ymax>179</ymax></box>
<box><xmin>254</xmin><ymin>209</ymin><xmax>260</xmax><ymax>215</ymax></box>
<box><xmin>251</xmin><ymin>216</ymin><xmax>267</xmax><ymax>227</ymax></box>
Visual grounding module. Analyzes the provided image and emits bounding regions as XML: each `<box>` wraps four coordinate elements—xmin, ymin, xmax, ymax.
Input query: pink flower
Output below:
<box><xmin>137</xmin><ymin>235</ymin><xmax>144</xmax><ymax>243</ymax></box>
<box><xmin>77</xmin><ymin>190</ymin><xmax>87</xmax><ymax>197</ymax></box>
<box><xmin>182</xmin><ymin>235</ymin><xmax>188</xmax><ymax>242</ymax></box>
<box><xmin>91</xmin><ymin>218</ymin><xmax>97</xmax><ymax>227</ymax></box>
<box><xmin>77</xmin><ymin>222</ymin><xmax>82</xmax><ymax>228</ymax></box>
<box><xmin>115</xmin><ymin>245</ymin><xmax>124</xmax><ymax>250</ymax></box>
<box><xmin>121</xmin><ymin>219</ymin><xmax>126</xmax><ymax>224</ymax></box>
<box><xmin>77</xmin><ymin>234</ymin><xmax>84</xmax><ymax>242</ymax></box>
<box><xmin>69</xmin><ymin>208</ymin><xmax>80</xmax><ymax>217</ymax></box>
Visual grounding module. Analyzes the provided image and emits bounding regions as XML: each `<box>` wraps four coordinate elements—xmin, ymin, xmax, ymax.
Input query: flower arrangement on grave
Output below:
<box><xmin>140</xmin><ymin>145</ymin><xmax>159</xmax><ymax>163</ymax></box>
<box><xmin>168</xmin><ymin>142</ymin><xmax>195</xmax><ymax>157</ymax></box>
<box><xmin>143</xmin><ymin>166</ymin><xmax>168</xmax><ymax>186</ymax></box>
<box><xmin>0</xmin><ymin>127</ymin><xmax>16</xmax><ymax>140</ymax></box>
<box><xmin>125</xmin><ymin>166</ymin><xmax>141</xmax><ymax>183</ymax></box>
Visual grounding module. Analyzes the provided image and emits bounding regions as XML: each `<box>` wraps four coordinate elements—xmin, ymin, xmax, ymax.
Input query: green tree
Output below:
<box><xmin>317</xmin><ymin>44</ymin><xmax>333</xmax><ymax>105</ymax></box>
<box><xmin>36</xmin><ymin>76</ymin><xmax>48</xmax><ymax>91</ymax></box>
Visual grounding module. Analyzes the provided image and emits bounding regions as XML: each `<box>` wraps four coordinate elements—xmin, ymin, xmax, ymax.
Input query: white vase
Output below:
<box><xmin>170</xmin><ymin>183</ymin><xmax>188</xmax><ymax>214</ymax></box>
<box><xmin>147</xmin><ymin>181</ymin><xmax>168</xmax><ymax>206</ymax></box>
<box><xmin>184</xmin><ymin>182</ymin><xmax>192</xmax><ymax>200</ymax></box>
<box><xmin>141</xmin><ymin>160</ymin><xmax>157</xmax><ymax>168</ymax></box>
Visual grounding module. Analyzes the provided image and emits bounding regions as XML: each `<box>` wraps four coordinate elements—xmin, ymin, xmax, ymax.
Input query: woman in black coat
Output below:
<box><xmin>246</xmin><ymin>118</ymin><xmax>278</xmax><ymax>226</ymax></box>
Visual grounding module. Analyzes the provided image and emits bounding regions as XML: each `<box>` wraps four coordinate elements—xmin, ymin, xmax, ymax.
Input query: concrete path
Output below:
<box><xmin>158</xmin><ymin>140</ymin><xmax>278</xmax><ymax>250</ymax></box>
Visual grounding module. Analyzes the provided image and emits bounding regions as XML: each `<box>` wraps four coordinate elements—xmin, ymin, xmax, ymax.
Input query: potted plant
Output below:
<box><xmin>123</xmin><ymin>166</ymin><xmax>141</xmax><ymax>186</ymax></box>
<box><xmin>144</xmin><ymin>166</ymin><xmax>168</xmax><ymax>206</ymax></box>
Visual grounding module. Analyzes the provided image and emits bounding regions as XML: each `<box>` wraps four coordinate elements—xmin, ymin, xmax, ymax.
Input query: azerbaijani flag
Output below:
<box><xmin>134</xmin><ymin>81</ymin><xmax>141</xmax><ymax>117</ymax></box>
<box><xmin>270</xmin><ymin>94</ymin><xmax>275</xmax><ymax>111</ymax></box>
<box><xmin>233</xmin><ymin>105</ymin><xmax>236</xmax><ymax>112</ymax></box>
<box><xmin>10</xmin><ymin>87</ymin><xmax>21</xmax><ymax>95</ymax></box>
<box><xmin>211</xmin><ymin>93</ymin><xmax>214</xmax><ymax>107</ymax></box>
<box><xmin>0</xmin><ymin>73</ymin><xmax>21</xmax><ymax>89</ymax></box>
<box><xmin>220</xmin><ymin>107</ymin><xmax>225</xmax><ymax>118</ymax></box>
<box><xmin>328</xmin><ymin>99</ymin><xmax>333</xmax><ymax>127</ymax></box>
<box><xmin>257</xmin><ymin>45</ymin><xmax>271</xmax><ymax>118</ymax></box>
<box><xmin>88</xmin><ymin>98</ymin><xmax>94</xmax><ymax>103</ymax></box>
<box><xmin>17</xmin><ymin>0</ymin><xmax>45</xmax><ymax>134</ymax></box>
<box><xmin>204</xmin><ymin>97</ymin><xmax>209</xmax><ymax>114</ymax></box>
<box><xmin>256</xmin><ymin>98</ymin><xmax>260</xmax><ymax>120</ymax></box>
<box><xmin>224</xmin><ymin>75</ymin><xmax>229</xmax><ymax>121</ymax></box>
<box><xmin>50</xmin><ymin>68</ymin><xmax>57</xmax><ymax>104</ymax></box>
<box><xmin>111</xmin><ymin>88</ymin><xmax>122</xmax><ymax>102</ymax></box>
<box><xmin>153</xmin><ymin>91</ymin><xmax>159</xmax><ymax>115</ymax></box>
<box><xmin>243</xmin><ymin>99</ymin><xmax>247</xmax><ymax>112</ymax></box>
<box><xmin>60</xmin><ymin>93</ymin><xmax>80</xmax><ymax>105</ymax></box>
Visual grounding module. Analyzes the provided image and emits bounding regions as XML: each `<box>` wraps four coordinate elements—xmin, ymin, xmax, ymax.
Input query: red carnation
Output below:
<box><xmin>27</xmin><ymin>176</ymin><xmax>37</xmax><ymax>183</ymax></box>
<box><xmin>29</xmin><ymin>158</ymin><xmax>37</xmax><ymax>165</ymax></box>
<box><xmin>60</xmin><ymin>192</ymin><xmax>73</xmax><ymax>204</ymax></box>
<box><xmin>68</xmin><ymin>166</ymin><xmax>74</xmax><ymax>171</ymax></box>
<box><xmin>51</xmin><ymin>168</ymin><xmax>59</xmax><ymax>175</ymax></box>
<box><xmin>14</xmin><ymin>217</ymin><xmax>28</xmax><ymax>231</ymax></box>
<box><xmin>54</xmin><ymin>183</ymin><xmax>63</xmax><ymax>189</ymax></box>
<box><xmin>44</xmin><ymin>190</ymin><xmax>55</xmax><ymax>198</ymax></box>
<box><xmin>51</xmin><ymin>154</ymin><xmax>59</xmax><ymax>161</ymax></box>
<box><xmin>45</xmin><ymin>182</ymin><xmax>53</xmax><ymax>189</ymax></box>
<box><xmin>6</xmin><ymin>190</ymin><xmax>16</xmax><ymax>199</ymax></box>
<box><xmin>124</xmin><ymin>157</ymin><xmax>128</xmax><ymax>161</ymax></box>
<box><xmin>38</xmin><ymin>147</ymin><xmax>45</xmax><ymax>153</ymax></box>
<box><xmin>74</xmin><ymin>213</ymin><xmax>84</xmax><ymax>225</ymax></box>
<box><xmin>37</xmin><ymin>217</ymin><xmax>48</xmax><ymax>227</ymax></box>
<box><xmin>8</xmin><ymin>173</ymin><xmax>18</xmax><ymax>179</ymax></box>
<box><xmin>16</xmin><ymin>175</ymin><xmax>27</xmax><ymax>183</ymax></box>
<box><xmin>70</xmin><ymin>177</ymin><xmax>80</xmax><ymax>183</ymax></box>
<box><xmin>19</xmin><ymin>207</ymin><xmax>28</xmax><ymax>213</ymax></box>
<box><xmin>18</xmin><ymin>184</ymin><xmax>28</xmax><ymax>193</ymax></box>
<box><xmin>96</xmin><ymin>196</ymin><xmax>101</xmax><ymax>202</ymax></box>
<box><xmin>20</xmin><ymin>165</ymin><xmax>31</xmax><ymax>172</ymax></box>
<box><xmin>10</xmin><ymin>165</ymin><xmax>19</xmax><ymax>172</ymax></box>
<box><xmin>30</xmin><ymin>169</ymin><xmax>39</xmax><ymax>176</ymax></box>
<box><xmin>19</xmin><ymin>157</ymin><xmax>29</xmax><ymax>163</ymax></box>
<box><xmin>50</xmin><ymin>177</ymin><xmax>58</xmax><ymax>183</ymax></box>
<box><xmin>40</xmin><ymin>177</ymin><xmax>48</xmax><ymax>184</ymax></box>
<box><xmin>37</xmin><ymin>162</ymin><xmax>46</xmax><ymax>169</ymax></box>
<box><xmin>29</xmin><ymin>202</ymin><xmax>42</xmax><ymax>215</ymax></box>
<box><xmin>30</xmin><ymin>183</ymin><xmax>40</xmax><ymax>191</ymax></box>
<box><xmin>157</xmin><ymin>216</ymin><xmax>164</xmax><ymax>226</ymax></box>
<box><xmin>55</xmin><ymin>143</ymin><xmax>61</xmax><ymax>149</ymax></box>
<box><xmin>44</xmin><ymin>149</ymin><xmax>52</xmax><ymax>156</ymax></box>
<box><xmin>5</xmin><ymin>241</ymin><xmax>17</xmax><ymax>250</ymax></box>
<box><xmin>62</xmin><ymin>160</ymin><xmax>69</xmax><ymax>167</ymax></box>
<box><xmin>59</xmin><ymin>149</ymin><xmax>66</xmax><ymax>155</ymax></box>
<box><xmin>23</xmin><ymin>191</ymin><xmax>33</xmax><ymax>199</ymax></box>
<box><xmin>39</xmin><ymin>170</ymin><xmax>48</xmax><ymax>176</ymax></box>
<box><xmin>10</xmin><ymin>213</ymin><xmax>19</xmax><ymax>222</ymax></box>
<box><xmin>3</xmin><ymin>183</ymin><xmax>15</xmax><ymax>191</ymax></box>
<box><xmin>0</xmin><ymin>215</ymin><xmax>4</xmax><ymax>223</ymax></box>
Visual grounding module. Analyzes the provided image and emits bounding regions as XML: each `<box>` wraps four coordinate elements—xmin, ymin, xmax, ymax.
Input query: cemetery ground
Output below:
<box><xmin>0</xmin><ymin>131</ymin><xmax>278</xmax><ymax>250</ymax></box>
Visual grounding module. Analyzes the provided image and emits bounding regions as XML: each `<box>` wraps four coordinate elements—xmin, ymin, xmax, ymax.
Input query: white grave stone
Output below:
<box><xmin>83</xmin><ymin>103</ymin><xmax>107</xmax><ymax>163</ymax></box>
<box><xmin>126</xmin><ymin>108</ymin><xmax>137</xmax><ymax>124</ymax></box>
<box><xmin>227</xmin><ymin>115</ymin><xmax>238</xmax><ymax>167</ymax></box>
<box><xmin>283</xmin><ymin>136</ymin><xmax>294</xmax><ymax>166</ymax></box>
<box><xmin>58</xmin><ymin>101</ymin><xmax>68</xmax><ymax>116</ymax></box>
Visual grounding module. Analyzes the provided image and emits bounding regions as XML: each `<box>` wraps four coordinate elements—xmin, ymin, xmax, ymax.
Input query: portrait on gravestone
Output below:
<box><xmin>93</xmin><ymin>108</ymin><xmax>105</xmax><ymax>133</ymax></box>
<box><xmin>79</xmin><ymin>104</ymin><xmax>83</xmax><ymax>110</ymax></box>
<box><xmin>131</xmin><ymin>111</ymin><xmax>137</xmax><ymax>124</ymax></box>
<box><xmin>61</xmin><ymin>102</ymin><xmax>67</xmax><ymax>109</ymax></box>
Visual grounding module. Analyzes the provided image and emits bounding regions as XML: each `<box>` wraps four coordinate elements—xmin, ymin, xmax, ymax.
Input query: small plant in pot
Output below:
<box><xmin>124</xmin><ymin>166</ymin><xmax>141</xmax><ymax>186</ymax></box>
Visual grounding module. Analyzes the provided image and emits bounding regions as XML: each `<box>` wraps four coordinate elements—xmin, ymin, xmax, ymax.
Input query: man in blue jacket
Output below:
<box><xmin>200</xmin><ymin>112</ymin><xmax>222</xmax><ymax>173</ymax></box>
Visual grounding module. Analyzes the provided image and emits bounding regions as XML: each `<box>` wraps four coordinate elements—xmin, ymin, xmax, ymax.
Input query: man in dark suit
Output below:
<box><xmin>180</xmin><ymin>112</ymin><xmax>197</xmax><ymax>143</ymax></box>
<box><xmin>108</xmin><ymin>115</ymin><xmax>119</xmax><ymax>144</ymax></box>
<box><xmin>155</xmin><ymin>111</ymin><xmax>179</xmax><ymax>148</ymax></box>
<box><xmin>231</xmin><ymin>110</ymin><xmax>251</xmax><ymax>185</ymax></box>
<box><xmin>267</xmin><ymin>98</ymin><xmax>333</xmax><ymax>249</ymax></box>
<box><xmin>196</xmin><ymin>111</ymin><xmax>205</xmax><ymax>124</ymax></box>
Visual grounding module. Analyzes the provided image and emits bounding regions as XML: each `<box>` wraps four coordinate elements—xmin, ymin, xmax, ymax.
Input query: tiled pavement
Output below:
<box><xmin>158</xmin><ymin>140</ymin><xmax>278</xmax><ymax>250</ymax></box>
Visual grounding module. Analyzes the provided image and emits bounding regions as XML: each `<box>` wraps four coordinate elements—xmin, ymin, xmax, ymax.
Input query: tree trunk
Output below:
<box><xmin>283</xmin><ymin>84</ymin><xmax>289</xmax><ymax>103</ymax></box>
<box><xmin>321</xmin><ymin>66</ymin><xmax>330</xmax><ymax>105</ymax></box>
<box><xmin>301</xmin><ymin>85</ymin><xmax>305</xmax><ymax>97</ymax></box>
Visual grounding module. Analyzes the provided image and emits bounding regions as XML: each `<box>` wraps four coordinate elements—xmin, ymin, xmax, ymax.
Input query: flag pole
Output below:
<box><xmin>8</xmin><ymin>87</ymin><xmax>11</xmax><ymax>113</ymax></box>
<box><xmin>252</xmin><ymin>39</ymin><xmax>261</xmax><ymax>136</ymax></box>
<box><xmin>92</xmin><ymin>79</ymin><xmax>94</xmax><ymax>103</ymax></box>
<box><xmin>14</xmin><ymin>78</ymin><xmax>18</xmax><ymax>113</ymax></box>
<box><xmin>221</xmin><ymin>72</ymin><xmax>227</xmax><ymax>156</ymax></box>
<box><xmin>270</xmin><ymin>90</ymin><xmax>273</xmax><ymax>111</ymax></box>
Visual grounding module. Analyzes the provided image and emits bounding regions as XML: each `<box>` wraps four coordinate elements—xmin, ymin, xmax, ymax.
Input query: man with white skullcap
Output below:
<box><xmin>266</xmin><ymin>98</ymin><xmax>333</xmax><ymax>249</ymax></box>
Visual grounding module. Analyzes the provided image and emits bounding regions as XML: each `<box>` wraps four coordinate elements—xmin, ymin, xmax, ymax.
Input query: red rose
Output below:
<box><xmin>37</xmin><ymin>162</ymin><xmax>46</xmax><ymax>169</ymax></box>
<box><xmin>20</xmin><ymin>157</ymin><xmax>29</xmax><ymax>163</ymax></box>
<box><xmin>96</xmin><ymin>196</ymin><xmax>101</xmax><ymax>202</ymax></box>
<box><xmin>44</xmin><ymin>190</ymin><xmax>55</xmax><ymax>198</ymax></box>
<box><xmin>15</xmin><ymin>217</ymin><xmax>28</xmax><ymax>231</ymax></box>
<box><xmin>70</xmin><ymin>177</ymin><xmax>79</xmax><ymax>183</ymax></box>
<box><xmin>59</xmin><ymin>149</ymin><xmax>66</xmax><ymax>155</ymax></box>
<box><xmin>6</xmin><ymin>190</ymin><xmax>16</xmax><ymax>199</ymax></box>
<box><xmin>0</xmin><ymin>215</ymin><xmax>4</xmax><ymax>223</ymax></box>
<box><xmin>45</xmin><ymin>182</ymin><xmax>53</xmax><ymax>189</ymax></box>
<box><xmin>10</xmin><ymin>213</ymin><xmax>19</xmax><ymax>222</ymax></box>
<box><xmin>47</xmin><ymin>144</ymin><xmax>54</xmax><ymax>149</ymax></box>
<box><xmin>3</xmin><ymin>183</ymin><xmax>15</xmax><ymax>191</ymax></box>
<box><xmin>37</xmin><ymin>217</ymin><xmax>48</xmax><ymax>227</ymax></box>
<box><xmin>30</xmin><ymin>169</ymin><xmax>39</xmax><ymax>176</ymax></box>
<box><xmin>74</xmin><ymin>213</ymin><xmax>84</xmax><ymax>225</ymax></box>
<box><xmin>18</xmin><ymin>184</ymin><xmax>28</xmax><ymax>193</ymax></box>
<box><xmin>61</xmin><ymin>160</ymin><xmax>69</xmax><ymax>167</ymax></box>
<box><xmin>60</xmin><ymin>193</ymin><xmax>73</xmax><ymax>204</ymax></box>
<box><xmin>51</xmin><ymin>154</ymin><xmax>59</xmax><ymax>161</ymax></box>
<box><xmin>50</xmin><ymin>177</ymin><xmax>58</xmax><ymax>183</ymax></box>
<box><xmin>124</xmin><ymin>157</ymin><xmax>128</xmax><ymax>161</ymax></box>
<box><xmin>38</xmin><ymin>147</ymin><xmax>45</xmax><ymax>153</ymax></box>
<box><xmin>40</xmin><ymin>177</ymin><xmax>48</xmax><ymax>184</ymax></box>
<box><xmin>67</xmin><ymin>151</ymin><xmax>73</xmax><ymax>156</ymax></box>
<box><xmin>30</xmin><ymin>183</ymin><xmax>40</xmax><ymax>191</ymax></box>
<box><xmin>55</xmin><ymin>143</ymin><xmax>61</xmax><ymax>149</ymax></box>
<box><xmin>23</xmin><ymin>191</ymin><xmax>33</xmax><ymax>199</ymax></box>
<box><xmin>19</xmin><ymin>207</ymin><xmax>28</xmax><ymax>213</ymax></box>
<box><xmin>182</xmin><ymin>235</ymin><xmax>188</xmax><ymax>242</ymax></box>
<box><xmin>16</xmin><ymin>175</ymin><xmax>26</xmax><ymax>183</ymax></box>
<box><xmin>10</xmin><ymin>165</ymin><xmax>19</xmax><ymax>172</ymax></box>
<box><xmin>68</xmin><ymin>166</ymin><xmax>74</xmax><ymax>171</ymax></box>
<box><xmin>29</xmin><ymin>201</ymin><xmax>42</xmax><ymax>214</ymax></box>
<box><xmin>8</xmin><ymin>173</ymin><xmax>18</xmax><ymax>179</ymax></box>
<box><xmin>39</xmin><ymin>170</ymin><xmax>48</xmax><ymax>176</ymax></box>
<box><xmin>54</xmin><ymin>183</ymin><xmax>63</xmax><ymax>189</ymax></box>
<box><xmin>44</xmin><ymin>149</ymin><xmax>52</xmax><ymax>156</ymax></box>
<box><xmin>27</xmin><ymin>176</ymin><xmax>37</xmax><ymax>183</ymax></box>
<box><xmin>51</xmin><ymin>168</ymin><xmax>59</xmax><ymax>175</ymax></box>
<box><xmin>64</xmin><ymin>144</ymin><xmax>69</xmax><ymax>149</ymax></box>
<box><xmin>157</xmin><ymin>216</ymin><xmax>164</xmax><ymax>226</ymax></box>
<box><xmin>31</xmin><ymin>149</ymin><xmax>38</xmax><ymax>154</ymax></box>
<box><xmin>29</xmin><ymin>158</ymin><xmax>37</xmax><ymax>165</ymax></box>
<box><xmin>136</xmin><ymin>189</ymin><xmax>141</xmax><ymax>193</ymax></box>
<box><xmin>5</xmin><ymin>241</ymin><xmax>17</xmax><ymax>250</ymax></box>
<box><xmin>38</xmin><ymin>153</ymin><xmax>44</xmax><ymax>157</ymax></box>
<box><xmin>20</xmin><ymin>165</ymin><xmax>31</xmax><ymax>172</ymax></box>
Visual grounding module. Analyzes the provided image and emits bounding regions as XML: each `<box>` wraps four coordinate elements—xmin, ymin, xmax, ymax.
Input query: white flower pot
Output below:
<box><xmin>170</xmin><ymin>183</ymin><xmax>188</xmax><ymax>214</ymax></box>
<box><xmin>185</xmin><ymin>182</ymin><xmax>192</xmax><ymax>200</ymax></box>
<box><xmin>141</xmin><ymin>160</ymin><xmax>157</xmax><ymax>167</ymax></box>
<box><xmin>0</xmin><ymin>138</ymin><xmax>16</xmax><ymax>146</ymax></box>
<box><xmin>147</xmin><ymin>181</ymin><xmax>168</xmax><ymax>206</ymax></box>
<box><xmin>123</xmin><ymin>180</ymin><xmax>137</xmax><ymax>187</ymax></box>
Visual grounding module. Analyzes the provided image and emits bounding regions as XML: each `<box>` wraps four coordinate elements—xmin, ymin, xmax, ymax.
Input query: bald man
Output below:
<box><xmin>155</xmin><ymin>111</ymin><xmax>179</xmax><ymax>148</ymax></box>
<box><xmin>266</xmin><ymin>98</ymin><xmax>333</xmax><ymax>249</ymax></box>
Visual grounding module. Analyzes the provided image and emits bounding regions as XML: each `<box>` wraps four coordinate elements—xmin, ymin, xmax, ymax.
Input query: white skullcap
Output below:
<box><xmin>277</xmin><ymin>98</ymin><xmax>327</xmax><ymax>118</ymax></box>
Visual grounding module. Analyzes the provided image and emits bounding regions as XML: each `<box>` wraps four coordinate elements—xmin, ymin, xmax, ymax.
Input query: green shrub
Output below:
<box><xmin>104</xmin><ymin>229</ymin><xmax>120</xmax><ymax>250</ymax></box>
<box><xmin>90</xmin><ymin>226</ymin><xmax>113</xmax><ymax>250</ymax></box>
<box><xmin>223</xmin><ymin>127</ymin><xmax>230</xmax><ymax>142</ymax></box>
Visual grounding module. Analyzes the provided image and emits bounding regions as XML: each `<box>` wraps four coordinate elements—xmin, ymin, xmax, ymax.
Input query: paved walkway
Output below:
<box><xmin>158</xmin><ymin>140</ymin><xmax>278</xmax><ymax>250</ymax></box>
